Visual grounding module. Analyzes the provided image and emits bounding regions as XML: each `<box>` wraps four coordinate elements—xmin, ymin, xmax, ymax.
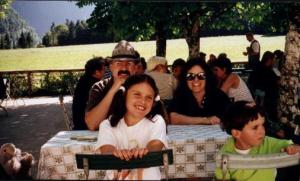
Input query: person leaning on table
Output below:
<box><xmin>168</xmin><ymin>58</ymin><xmax>230</xmax><ymax>125</ymax></box>
<box><xmin>85</xmin><ymin>40</ymin><xmax>138</xmax><ymax>131</ymax></box>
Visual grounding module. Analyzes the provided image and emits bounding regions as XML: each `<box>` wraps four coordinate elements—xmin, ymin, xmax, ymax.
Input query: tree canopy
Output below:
<box><xmin>76</xmin><ymin>1</ymin><xmax>293</xmax><ymax>58</ymax></box>
<box><xmin>0</xmin><ymin>0</ymin><xmax>13</xmax><ymax>19</ymax></box>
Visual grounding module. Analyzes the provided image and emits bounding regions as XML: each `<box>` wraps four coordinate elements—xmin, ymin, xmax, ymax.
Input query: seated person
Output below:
<box><xmin>72</xmin><ymin>57</ymin><xmax>105</xmax><ymax>130</ymax></box>
<box><xmin>171</xmin><ymin>58</ymin><xmax>186</xmax><ymax>81</ymax></box>
<box><xmin>168</xmin><ymin>58</ymin><xmax>230</xmax><ymax>125</ymax></box>
<box><xmin>135</xmin><ymin>57</ymin><xmax>147</xmax><ymax>74</ymax></box>
<box><xmin>146</xmin><ymin>56</ymin><xmax>177</xmax><ymax>106</ymax></box>
<box><xmin>248</xmin><ymin>52</ymin><xmax>285</xmax><ymax>138</ymax></box>
<box><xmin>215</xmin><ymin>101</ymin><xmax>300</xmax><ymax>181</ymax></box>
<box><xmin>211</xmin><ymin>57</ymin><xmax>253</xmax><ymax>102</ymax></box>
<box><xmin>95</xmin><ymin>74</ymin><xmax>168</xmax><ymax>180</ymax></box>
<box><xmin>85</xmin><ymin>40</ymin><xmax>138</xmax><ymax>131</ymax></box>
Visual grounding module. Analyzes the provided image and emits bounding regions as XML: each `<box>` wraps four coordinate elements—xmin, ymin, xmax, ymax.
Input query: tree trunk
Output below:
<box><xmin>278</xmin><ymin>22</ymin><xmax>300</xmax><ymax>128</ymax></box>
<box><xmin>183</xmin><ymin>13</ymin><xmax>200</xmax><ymax>59</ymax></box>
<box><xmin>155</xmin><ymin>22</ymin><xmax>166</xmax><ymax>57</ymax></box>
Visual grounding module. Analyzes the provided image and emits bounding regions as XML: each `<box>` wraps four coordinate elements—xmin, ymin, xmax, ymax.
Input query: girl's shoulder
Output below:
<box><xmin>100</xmin><ymin>118</ymin><xmax>115</xmax><ymax>129</ymax></box>
<box><xmin>151</xmin><ymin>114</ymin><xmax>164</xmax><ymax>123</ymax></box>
<box><xmin>144</xmin><ymin>114</ymin><xmax>165</xmax><ymax>126</ymax></box>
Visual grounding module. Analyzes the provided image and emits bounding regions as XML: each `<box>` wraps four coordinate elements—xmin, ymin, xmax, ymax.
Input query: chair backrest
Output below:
<box><xmin>58</xmin><ymin>95</ymin><xmax>73</xmax><ymax>130</ymax></box>
<box><xmin>75</xmin><ymin>149</ymin><xmax>173</xmax><ymax>180</ymax></box>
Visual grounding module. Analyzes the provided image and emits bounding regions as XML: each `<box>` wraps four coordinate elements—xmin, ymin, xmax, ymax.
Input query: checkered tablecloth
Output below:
<box><xmin>37</xmin><ymin>125</ymin><xmax>229</xmax><ymax>179</ymax></box>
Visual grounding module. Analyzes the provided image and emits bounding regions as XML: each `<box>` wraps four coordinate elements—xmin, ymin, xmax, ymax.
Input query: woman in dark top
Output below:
<box><xmin>168</xmin><ymin>58</ymin><xmax>230</xmax><ymax>125</ymax></box>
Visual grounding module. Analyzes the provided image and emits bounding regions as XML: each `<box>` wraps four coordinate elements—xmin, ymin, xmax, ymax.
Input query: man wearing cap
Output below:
<box><xmin>85</xmin><ymin>40</ymin><xmax>138</xmax><ymax>131</ymax></box>
<box><xmin>146</xmin><ymin>56</ymin><xmax>177</xmax><ymax>108</ymax></box>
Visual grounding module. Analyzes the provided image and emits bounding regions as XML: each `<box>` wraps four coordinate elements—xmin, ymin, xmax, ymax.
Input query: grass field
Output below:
<box><xmin>0</xmin><ymin>35</ymin><xmax>285</xmax><ymax>71</ymax></box>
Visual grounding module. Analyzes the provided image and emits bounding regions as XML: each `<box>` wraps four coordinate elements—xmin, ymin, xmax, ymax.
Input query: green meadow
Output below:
<box><xmin>0</xmin><ymin>35</ymin><xmax>285</xmax><ymax>71</ymax></box>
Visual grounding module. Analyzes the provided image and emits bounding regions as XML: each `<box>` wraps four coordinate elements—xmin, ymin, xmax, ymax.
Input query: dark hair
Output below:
<box><xmin>261</xmin><ymin>51</ymin><xmax>274</xmax><ymax>64</ymax></box>
<box><xmin>172</xmin><ymin>58</ymin><xmax>186</xmax><ymax>70</ymax></box>
<box><xmin>109</xmin><ymin>74</ymin><xmax>167</xmax><ymax>127</ymax></box>
<box><xmin>211</xmin><ymin>57</ymin><xmax>233</xmax><ymax>74</ymax></box>
<box><xmin>246</xmin><ymin>32</ymin><xmax>254</xmax><ymax>37</ymax></box>
<box><xmin>221</xmin><ymin>101</ymin><xmax>265</xmax><ymax>135</ymax></box>
<box><xmin>179</xmin><ymin>57</ymin><xmax>216</xmax><ymax>91</ymax></box>
<box><xmin>137</xmin><ymin>57</ymin><xmax>147</xmax><ymax>70</ymax></box>
<box><xmin>85</xmin><ymin>57</ymin><xmax>105</xmax><ymax>76</ymax></box>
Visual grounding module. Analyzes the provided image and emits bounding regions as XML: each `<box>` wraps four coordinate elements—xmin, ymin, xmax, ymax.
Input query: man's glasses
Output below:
<box><xmin>186</xmin><ymin>72</ymin><xmax>206</xmax><ymax>81</ymax></box>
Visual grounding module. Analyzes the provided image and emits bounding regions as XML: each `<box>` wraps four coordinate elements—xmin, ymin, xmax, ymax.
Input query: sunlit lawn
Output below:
<box><xmin>0</xmin><ymin>35</ymin><xmax>285</xmax><ymax>71</ymax></box>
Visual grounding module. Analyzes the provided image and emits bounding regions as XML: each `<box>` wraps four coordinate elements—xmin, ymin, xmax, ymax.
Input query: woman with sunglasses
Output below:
<box><xmin>168</xmin><ymin>58</ymin><xmax>230</xmax><ymax>125</ymax></box>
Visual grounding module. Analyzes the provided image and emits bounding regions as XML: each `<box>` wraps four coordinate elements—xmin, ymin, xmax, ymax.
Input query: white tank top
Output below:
<box><xmin>228</xmin><ymin>76</ymin><xmax>254</xmax><ymax>102</ymax></box>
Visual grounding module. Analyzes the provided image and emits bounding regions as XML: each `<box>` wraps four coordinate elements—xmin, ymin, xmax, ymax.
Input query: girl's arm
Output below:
<box><xmin>220</xmin><ymin>73</ymin><xmax>238</xmax><ymax>94</ymax></box>
<box><xmin>146</xmin><ymin>140</ymin><xmax>164</xmax><ymax>152</ymax></box>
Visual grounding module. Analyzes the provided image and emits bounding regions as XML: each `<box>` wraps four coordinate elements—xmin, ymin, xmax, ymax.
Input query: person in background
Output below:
<box><xmin>171</xmin><ymin>58</ymin><xmax>186</xmax><ymax>81</ymax></box>
<box><xmin>273</xmin><ymin>49</ymin><xmax>285</xmax><ymax>73</ymax></box>
<box><xmin>146</xmin><ymin>56</ymin><xmax>177</xmax><ymax>107</ymax></box>
<box><xmin>217</xmin><ymin>52</ymin><xmax>227</xmax><ymax>59</ymax></box>
<box><xmin>248</xmin><ymin>51</ymin><xmax>285</xmax><ymax>139</ymax></box>
<box><xmin>95</xmin><ymin>74</ymin><xmax>168</xmax><ymax>180</ymax></box>
<box><xmin>207</xmin><ymin>53</ymin><xmax>217</xmax><ymax>68</ymax></box>
<box><xmin>135</xmin><ymin>57</ymin><xmax>147</xmax><ymax>74</ymax></box>
<box><xmin>72</xmin><ymin>57</ymin><xmax>105</xmax><ymax>130</ymax></box>
<box><xmin>211</xmin><ymin>57</ymin><xmax>253</xmax><ymax>102</ymax></box>
<box><xmin>199</xmin><ymin>52</ymin><xmax>207</xmax><ymax>62</ymax></box>
<box><xmin>168</xmin><ymin>58</ymin><xmax>230</xmax><ymax>125</ymax></box>
<box><xmin>215</xmin><ymin>101</ymin><xmax>300</xmax><ymax>181</ymax></box>
<box><xmin>85</xmin><ymin>40</ymin><xmax>138</xmax><ymax>131</ymax></box>
<box><xmin>243</xmin><ymin>32</ymin><xmax>260</xmax><ymax>70</ymax></box>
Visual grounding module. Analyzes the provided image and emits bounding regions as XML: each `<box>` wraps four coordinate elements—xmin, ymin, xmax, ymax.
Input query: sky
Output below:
<box><xmin>12</xmin><ymin>0</ymin><xmax>95</xmax><ymax>37</ymax></box>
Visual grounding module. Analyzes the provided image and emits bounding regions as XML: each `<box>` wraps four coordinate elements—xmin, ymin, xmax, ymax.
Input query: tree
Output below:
<box><xmin>68</xmin><ymin>20</ymin><xmax>76</xmax><ymax>44</ymax></box>
<box><xmin>26</xmin><ymin>32</ymin><xmax>34</xmax><ymax>48</ymax></box>
<box><xmin>42</xmin><ymin>32</ymin><xmax>51</xmax><ymax>47</ymax></box>
<box><xmin>278</xmin><ymin>3</ymin><xmax>300</xmax><ymax>129</ymax></box>
<box><xmin>18</xmin><ymin>31</ymin><xmax>26</xmax><ymax>48</ymax></box>
<box><xmin>76</xmin><ymin>1</ymin><xmax>272</xmax><ymax>58</ymax></box>
<box><xmin>55</xmin><ymin>24</ymin><xmax>69</xmax><ymax>45</ymax></box>
<box><xmin>0</xmin><ymin>0</ymin><xmax>12</xmax><ymax>19</ymax></box>
<box><xmin>4</xmin><ymin>33</ymin><xmax>11</xmax><ymax>49</ymax></box>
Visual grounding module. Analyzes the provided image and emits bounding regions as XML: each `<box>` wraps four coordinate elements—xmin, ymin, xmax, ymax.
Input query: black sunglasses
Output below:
<box><xmin>186</xmin><ymin>72</ymin><xmax>206</xmax><ymax>81</ymax></box>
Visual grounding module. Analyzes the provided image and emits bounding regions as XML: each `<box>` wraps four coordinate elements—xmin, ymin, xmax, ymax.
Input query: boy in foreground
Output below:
<box><xmin>215</xmin><ymin>101</ymin><xmax>300</xmax><ymax>181</ymax></box>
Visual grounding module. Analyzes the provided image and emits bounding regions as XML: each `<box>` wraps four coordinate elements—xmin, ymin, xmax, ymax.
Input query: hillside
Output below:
<box><xmin>0</xmin><ymin>8</ymin><xmax>40</xmax><ymax>48</ymax></box>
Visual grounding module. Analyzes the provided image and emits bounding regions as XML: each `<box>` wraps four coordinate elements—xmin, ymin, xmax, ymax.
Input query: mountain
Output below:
<box><xmin>0</xmin><ymin>8</ymin><xmax>40</xmax><ymax>48</ymax></box>
<box><xmin>12</xmin><ymin>1</ymin><xmax>95</xmax><ymax>37</ymax></box>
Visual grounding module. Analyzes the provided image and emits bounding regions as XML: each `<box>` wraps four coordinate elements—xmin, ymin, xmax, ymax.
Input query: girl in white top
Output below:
<box><xmin>95</xmin><ymin>74</ymin><xmax>168</xmax><ymax>180</ymax></box>
<box><xmin>212</xmin><ymin>57</ymin><xmax>254</xmax><ymax>102</ymax></box>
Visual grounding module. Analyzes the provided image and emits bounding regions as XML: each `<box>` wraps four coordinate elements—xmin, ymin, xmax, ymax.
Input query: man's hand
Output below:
<box><xmin>111</xmin><ymin>77</ymin><xmax>126</xmax><ymax>93</ymax></box>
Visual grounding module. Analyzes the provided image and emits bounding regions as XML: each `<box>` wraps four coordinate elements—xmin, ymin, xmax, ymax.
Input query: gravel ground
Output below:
<box><xmin>0</xmin><ymin>96</ymin><xmax>72</xmax><ymax>179</ymax></box>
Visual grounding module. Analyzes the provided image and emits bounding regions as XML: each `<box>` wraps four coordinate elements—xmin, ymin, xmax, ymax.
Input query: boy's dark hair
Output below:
<box><xmin>85</xmin><ymin>57</ymin><xmax>105</xmax><ymax>76</ymax></box>
<box><xmin>221</xmin><ymin>101</ymin><xmax>265</xmax><ymax>135</ymax></box>
<box><xmin>109</xmin><ymin>74</ymin><xmax>167</xmax><ymax>127</ymax></box>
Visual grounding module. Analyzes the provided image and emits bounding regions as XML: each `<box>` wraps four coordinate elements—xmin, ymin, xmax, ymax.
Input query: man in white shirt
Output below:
<box><xmin>243</xmin><ymin>32</ymin><xmax>260</xmax><ymax>70</ymax></box>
